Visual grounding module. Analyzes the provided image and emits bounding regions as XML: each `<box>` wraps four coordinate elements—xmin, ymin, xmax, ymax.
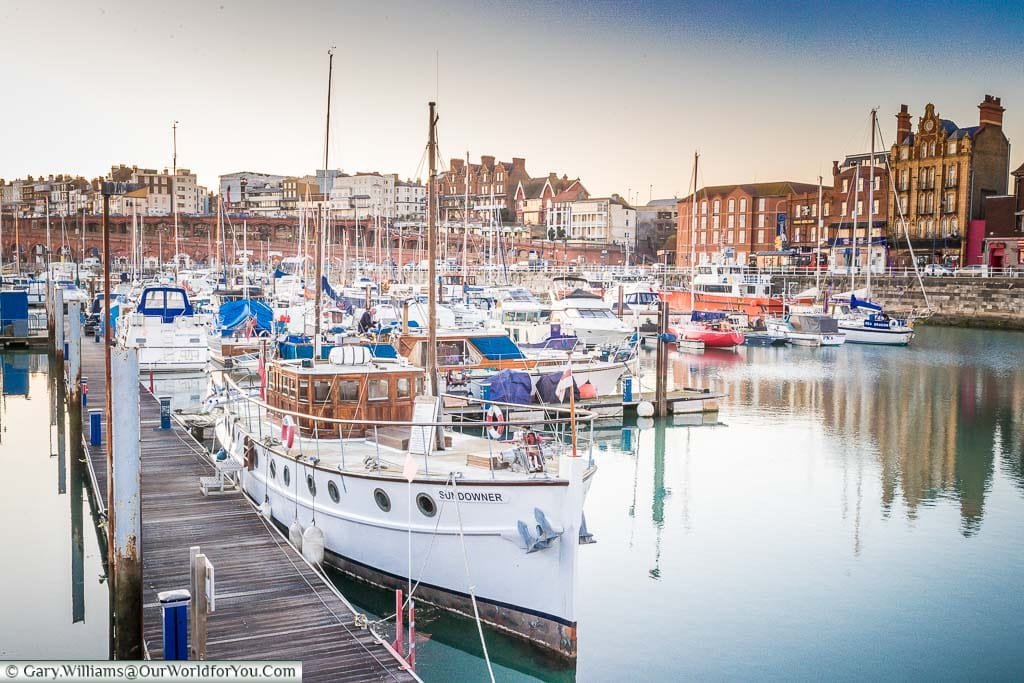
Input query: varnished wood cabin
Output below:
<box><xmin>265</xmin><ymin>359</ymin><xmax>424</xmax><ymax>438</ymax></box>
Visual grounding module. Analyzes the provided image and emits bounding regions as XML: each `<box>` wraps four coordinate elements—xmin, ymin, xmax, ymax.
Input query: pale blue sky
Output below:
<box><xmin>1</xmin><ymin>0</ymin><xmax>1021</xmax><ymax>198</ymax></box>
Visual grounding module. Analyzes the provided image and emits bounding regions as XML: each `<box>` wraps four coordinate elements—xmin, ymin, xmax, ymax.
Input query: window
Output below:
<box><xmin>397</xmin><ymin>377</ymin><xmax>411</xmax><ymax>399</ymax></box>
<box><xmin>738</xmin><ymin>230</ymin><xmax>746</xmax><ymax>244</ymax></box>
<box><xmin>712</xmin><ymin>215</ymin><xmax>720</xmax><ymax>229</ymax></box>
<box><xmin>416</xmin><ymin>493</ymin><xmax>437</xmax><ymax>517</ymax></box>
<box><xmin>757</xmin><ymin>198</ymin><xmax>766</xmax><ymax>212</ymax></box>
<box><xmin>374</xmin><ymin>488</ymin><xmax>391</xmax><ymax>512</ymax></box>
<box><xmin>700</xmin><ymin>216</ymin><xmax>707</xmax><ymax>230</ymax></box>
<box><xmin>314</xmin><ymin>380</ymin><xmax>331</xmax><ymax>403</ymax></box>
<box><xmin>728</xmin><ymin>214</ymin><xmax>735</xmax><ymax>229</ymax></box>
<box><xmin>283</xmin><ymin>466</ymin><xmax>291</xmax><ymax>487</ymax></box>
<box><xmin>298</xmin><ymin>380</ymin><xmax>309</xmax><ymax>404</ymax></box>
<box><xmin>948</xmin><ymin>141</ymin><xmax>957</xmax><ymax>155</ymax></box>
<box><xmin>727</xmin><ymin>231</ymin><xmax>734</xmax><ymax>243</ymax></box>
<box><xmin>739</xmin><ymin>214</ymin><xmax>746</xmax><ymax>228</ymax></box>
<box><xmin>306</xmin><ymin>473</ymin><xmax>316</xmax><ymax>496</ymax></box>
<box><xmin>842</xmin><ymin>179</ymin><xmax>849</xmax><ymax>193</ymax></box>
<box><xmin>339</xmin><ymin>379</ymin><xmax>359</xmax><ymax>401</ymax></box>
<box><xmin>269</xmin><ymin>460</ymin><xmax>276</xmax><ymax>480</ymax></box>
<box><xmin>757</xmin><ymin>214</ymin><xmax>765</xmax><ymax>228</ymax></box>
<box><xmin>757</xmin><ymin>229</ymin><xmax>764</xmax><ymax>243</ymax></box>
<box><xmin>728</xmin><ymin>198</ymin><xmax>735</xmax><ymax>213</ymax></box>
<box><xmin>873</xmin><ymin>199</ymin><xmax>880</xmax><ymax>215</ymax></box>
<box><xmin>700</xmin><ymin>200</ymin><xmax>707</xmax><ymax>214</ymax></box>
<box><xmin>712</xmin><ymin>200</ymin><xmax>720</xmax><ymax>215</ymax></box>
<box><xmin>740</xmin><ymin>198</ymin><xmax>747</xmax><ymax>212</ymax></box>
<box><xmin>841</xmin><ymin>201</ymin><xmax>848</xmax><ymax>216</ymax></box>
<box><xmin>857</xmin><ymin>200</ymin><xmax>863</xmax><ymax>215</ymax></box>
<box><xmin>368</xmin><ymin>378</ymin><xmax>389</xmax><ymax>400</ymax></box>
<box><xmin>328</xmin><ymin>480</ymin><xmax>340</xmax><ymax>503</ymax></box>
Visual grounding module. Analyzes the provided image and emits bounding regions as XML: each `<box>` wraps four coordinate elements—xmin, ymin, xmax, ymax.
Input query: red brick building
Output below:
<box><xmin>439</xmin><ymin>156</ymin><xmax>530</xmax><ymax>223</ymax></box>
<box><xmin>675</xmin><ymin>181</ymin><xmax>821</xmax><ymax>267</ymax></box>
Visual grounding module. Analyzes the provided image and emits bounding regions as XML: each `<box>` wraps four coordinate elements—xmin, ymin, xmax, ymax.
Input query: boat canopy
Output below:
<box><xmin>691</xmin><ymin>310</ymin><xmax>727</xmax><ymax>322</ymax></box>
<box><xmin>486</xmin><ymin>369</ymin><xmax>533</xmax><ymax>405</ymax></box>
<box><xmin>217</xmin><ymin>299</ymin><xmax>273</xmax><ymax>337</ymax></box>
<box><xmin>790</xmin><ymin>315</ymin><xmax>840</xmax><ymax>334</ymax></box>
<box><xmin>362</xmin><ymin>343</ymin><xmax>398</xmax><ymax>359</ymax></box>
<box><xmin>468</xmin><ymin>335</ymin><xmax>526</xmax><ymax>361</ymax></box>
<box><xmin>563</xmin><ymin>288</ymin><xmax>602</xmax><ymax>300</ymax></box>
<box><xmin>849</xmin><ymin>294</ymin><xmax>883</xmax><ymax>312</ymax></box>
<box><xmin>138</xmin><ymin>286</ymin><xmax>194</xmax><ymax>323</ymax></box>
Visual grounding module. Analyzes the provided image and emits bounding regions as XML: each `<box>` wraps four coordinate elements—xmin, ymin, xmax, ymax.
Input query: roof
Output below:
<box><xmin>645</xmin><ymin>198</ymin><xmax>679</xmax><ymax>207</ymax></box>
<box><xmin>1013</xmin><ymin>161</ymin><xmax>1024</xmax><ymax>176</ymax></box>
<box><xmin>950</xmin><ymin>126</ymin><xmax>980</xmax><ymax>140</ymax></box>
<box><xmin>679</xmin><ymin>181</ymin><xmax>823</xmax><ymax>201</ymax></box>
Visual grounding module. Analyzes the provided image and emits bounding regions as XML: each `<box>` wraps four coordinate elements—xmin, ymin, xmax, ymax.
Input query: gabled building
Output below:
<box><xmin>514</xmin><ymin>173</ymin><xmax>581</xmax><ymax>228</ymax></box>
<box><xmin>888</xmin><ymin>95</ymin><xmax>1010</xmax><ymax>266</ymax></box>
<box><xmin>439</xmin><ymin>155</ymin><xmax>530</xmax><ymax>223</ymax></box>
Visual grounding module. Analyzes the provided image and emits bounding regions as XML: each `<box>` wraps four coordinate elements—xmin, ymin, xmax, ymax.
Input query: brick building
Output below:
<box><xmin>439</xmin><ymin>156</ymin><xmax>530</xmax><ymax>223</ymax></box>
<box><xmin>888</xmin><ymin>95</ymin><xmax>1010</xmax><ymax>266</ymax></box>
<box><xmin>826</xmin><ymin>151</ymin><xmax>890</xmax><ymax>272</ymax></box>
<box><xmin>675</xmin><ymin>181</ymin><xmax>821</xmax><ymax>267</ymax></box>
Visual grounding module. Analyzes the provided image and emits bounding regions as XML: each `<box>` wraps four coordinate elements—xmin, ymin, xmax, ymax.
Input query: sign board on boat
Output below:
<box><xmin>408</xmin><ymin>396</ymin><xmax>440</xmax><ymax>456</ymax></box>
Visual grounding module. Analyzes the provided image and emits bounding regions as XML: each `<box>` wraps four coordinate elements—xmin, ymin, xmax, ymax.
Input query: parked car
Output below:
<box><xmin>954</xmin><ymin>265</ymin><xmax>989</xmax><ymax>278</ymax></box>
<box><xmin>923</xmin><ymin>264</ymin><xmax>953</xmax><ymax>277</ymax></box>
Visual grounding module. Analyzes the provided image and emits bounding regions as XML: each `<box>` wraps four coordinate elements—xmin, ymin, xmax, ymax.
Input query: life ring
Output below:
<box><xmin>281</xmin><ymin>416</ymin><xmax>296</xmax><ymax>448</ymax></box>
<box><xmin>485</xmin><ymin>404</ymin><xmax>504</xmax><ymax>439</ymax></box>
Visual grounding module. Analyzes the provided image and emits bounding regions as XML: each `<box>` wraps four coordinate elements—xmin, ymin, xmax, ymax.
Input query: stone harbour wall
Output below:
<box><xmin>770</xmin><ymin>275</ymin><xmax>1024</xmax><ymax>330</ymax></box>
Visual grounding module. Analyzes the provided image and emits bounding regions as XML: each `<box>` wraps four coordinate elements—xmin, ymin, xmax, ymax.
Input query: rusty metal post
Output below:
<box><xmin>111</xmin><ymin>345</ymin><xmax>142</xmax><ymax>659</ymax></box>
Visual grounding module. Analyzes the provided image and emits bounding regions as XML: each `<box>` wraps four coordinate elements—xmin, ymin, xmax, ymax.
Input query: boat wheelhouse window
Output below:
<box><xmin>306</xmin><ymin>473</ymin><xmax>316</xmax><ymax>497</ymax></box>
<box><xmin>577</xmin><ymin>309</ymin><xmax>616</xmax><ymax>319</ymax></box>
<box><xmin>327</xmin><ymin>480</ymin><xmax>340</xmax><ymax>503</ymax></box>
<box><xmin>416</xmin><ymin>493</ymin><xmax>437</xmax><ymax>517</ymax></box>
<box><xmin>416</xmin><ymin>377</ymin><xmax>424</xmax><ymax>395</ymax></box>
<box><xmin>368</xmin><ymin>378</ymin><xmax>389</xmax><ymax>400</ymax></box>
<box><xmin>282</xmin><ymin>465</ymin><xmax>291</xmax><ymax>486</ymax></box>
<box><xmin>437</xmin><ymin>340</ymin><xmax>469</xmax><ymax>366</ymax></box>
<box><xmin>269</xmin><ymin>460</ymin><xmax>276</xmax><ymax>479</ymax></box>
<box><xmin>298</xmin><ymin>380</ymin><xmax>310</xmax><ymax>404</ymax></box>
<box><xmin>374</xmin><ymin>488</ymin><xmax>391</xmax><ymax>512</ymax></box>
<box><xmin>314</xmin><ymin>380</ymin><xmax>331</xmax><ymax>403</ymax></box>
<box><xmin>397</xmin><ymin>377</ymin><xmax>411</xmax><ymax>399</ymax></box>
<box><xmin>339</xmin><ymin>379</ymin><xmax>359</xmax><ymax>401</ymax></box>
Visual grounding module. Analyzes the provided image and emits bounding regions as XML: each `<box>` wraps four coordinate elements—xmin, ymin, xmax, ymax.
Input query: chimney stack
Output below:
<box><xmin>895</xmin><ymin>104</ymin><xmax>912</xmax><ymax>143</ymax></box>
<box><xmin>978</xmin><ymin>94</ymin><xmax>1004</xmax><ymax>128</ymax></box>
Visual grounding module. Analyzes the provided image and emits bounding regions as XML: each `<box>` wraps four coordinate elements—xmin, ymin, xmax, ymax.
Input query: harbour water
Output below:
<box><xmin>5</xmin><ymin>327</ymin><xmax>1023</xmax><ymax>678</ymax></box>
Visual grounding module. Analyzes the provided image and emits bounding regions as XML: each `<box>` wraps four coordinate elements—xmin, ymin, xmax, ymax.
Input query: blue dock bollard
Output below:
<box><xmin>158</xmin><ymin>589</ymin><xmax>191</xmax><ymax>660</ymax></box>
<box><xmin>64</xmin><ymin>341</ymin><xmax>68</xmax><ymax>358</ymax></box>
<box><xmin>623</xmin><ymin>376</ymin><xmax>633</xmax><ymax>403</ymax></box>
<box><xmin>89</xmin><ymin>409</ymin><xmax>102</xmax><ymax>447</ymax></box>
<box><xmin>159</xmin><ymin>396</ymin><xmax>172</xmax><ymax>430</ymax></box>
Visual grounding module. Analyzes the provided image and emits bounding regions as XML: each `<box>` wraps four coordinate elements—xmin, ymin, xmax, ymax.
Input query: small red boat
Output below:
<box><xmin>669</xmin><ymin>311</ymin><xmax>745</xmax><ymax>348</ymax></box>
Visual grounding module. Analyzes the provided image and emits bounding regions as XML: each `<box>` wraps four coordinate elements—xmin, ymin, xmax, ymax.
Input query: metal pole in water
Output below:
<box><xmin>111</xmin><ymin>346</ymin><xmax>142</xmax><ymax>660</ymax></box>
<box><xmin>53</xmin><ymin>286</ymin><xmax>64</xmax><ymax>364</ymax></box>
<box><xmin>655</xmin><ymin>299</ymin><xmax>669</xmax><ymax>417</ymax></box>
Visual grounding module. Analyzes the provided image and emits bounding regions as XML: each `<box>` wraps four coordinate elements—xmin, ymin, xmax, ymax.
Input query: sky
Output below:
<box><xmin>1</xmin><ymin>0</ymin><xmax>1022</xmax><ymax>201</ymax></box>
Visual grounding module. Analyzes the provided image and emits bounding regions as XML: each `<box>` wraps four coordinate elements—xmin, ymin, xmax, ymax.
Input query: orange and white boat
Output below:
<box><xmin>661</xmin><ymin>263</ymin><xmax>788</xmax><ymax>321</ymax></box>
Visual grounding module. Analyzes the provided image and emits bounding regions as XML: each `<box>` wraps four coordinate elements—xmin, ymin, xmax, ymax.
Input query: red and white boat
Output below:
<box><xmin>669</xmin><ymin>311</ymin><xmax>745</xmax><ymax>348</ymax></box>
<box><xmin>661</xmin><ymin>263</ymin><xmax>790</xmax><ymax>323</ymax></box>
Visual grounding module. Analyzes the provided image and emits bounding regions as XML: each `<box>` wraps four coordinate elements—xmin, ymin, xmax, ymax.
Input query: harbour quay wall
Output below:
<box><xmin>769</xmin><ymin>275</ymin><xmax>1024</xmax><ymax>330</ymax></box>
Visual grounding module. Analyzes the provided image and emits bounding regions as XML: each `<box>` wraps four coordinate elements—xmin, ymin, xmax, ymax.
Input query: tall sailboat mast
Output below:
<box><xmin>689</xmin><ymin>152</ymin><xmax>699</xmax><ymax>309</ymax></box>
<box><xmin>816</xmin><ymin>174</ymin><xmax>823</xmax><ymax>302</ymax></box>
<box><xmin>172</xmin><ymin>120</ymin><xmax>179</xmax><ymax>279</ymax></box>
<box><xmin>850</xmin><ymin>163</ymin><xmax>860</xmax><ymax>293</ymax></box>
<box><xmin>866</xmin><ymin>108</ymin><xmax>876</xmax><ymax>297</ymax></box>
<box><xmin>315</xmin><ymin>48</ymin><xmax>334</xmax><ymax>358</ymax></box>
<box><xmin>426</xmin><ymin>101</ymin><xmax>439</xmax><ymax>395</ymax></box>
<box><xmin>461</xmin><ymin>150</ymin><xmax>469</xmax><ymax>285</ymax></box>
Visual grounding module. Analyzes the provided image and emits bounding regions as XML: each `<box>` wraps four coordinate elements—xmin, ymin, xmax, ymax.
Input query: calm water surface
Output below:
<box><xmin>356</xmin><ymin>326</ymin><xmax>1024</xmax><ymax>681</ymax></box>
<box><xmin>8</xmin><ymin>327</ymin><xmax>1024</xmax><ymax>680</ymax></box>
<box><xmin>0</xmin><ymin>353</ymin><xmax>108</xmax><ymax>658</ymax></box>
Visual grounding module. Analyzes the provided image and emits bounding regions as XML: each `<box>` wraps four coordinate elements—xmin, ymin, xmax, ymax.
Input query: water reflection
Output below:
<box><xmin>667</xmin><ymin>327</ymin><xmax>1024</xmax><ymax>537</ymax></box>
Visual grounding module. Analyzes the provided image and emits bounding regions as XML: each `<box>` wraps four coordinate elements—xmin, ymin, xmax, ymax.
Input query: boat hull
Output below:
<box><xmin>216</xmin><ymin>419</ymin><xmax>590</xmax><ymax>660</ymax></box>
<box><xmin>838</xmin><ymin>323</ymin><xmax>914</xmax><ymax>346</ymax></box>
<box><xmin>661</xmin><ymin>290</ymin><xmax>785</xmax><ymax>319</ymax></box>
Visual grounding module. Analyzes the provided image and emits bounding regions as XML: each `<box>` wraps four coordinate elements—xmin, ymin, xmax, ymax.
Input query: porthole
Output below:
<box><xmin>416</xmin><ymin>493</ymin><xmax>437</xmax><ymax>518</ymax></box>
<box><xmin>373</xmin><ymin>488</ymin><xmax>391</xmax><ymax>512</ymax></box>
<box><xmin>252</xmin><ymin>450</ymin><xmax>259</xmax><ymax>469</ymax></box>
<box><xmin>328</xmin><ymin>480</ymin><xmax>340</xmax><ymax>503</ymax></box>
<box><xmin>283</xmin><ymin>466</ymin><xmax>291</xmax><ymax>487</ymax></box>
<box><xmin>269</xmin><ymin>460</ymin><xmax>277</xmax><ymax>479</ymax></box>
<box><xmin>306</xmin><ymin>473</ymin><xmax>316</xmax><ymax>497</ymax></box>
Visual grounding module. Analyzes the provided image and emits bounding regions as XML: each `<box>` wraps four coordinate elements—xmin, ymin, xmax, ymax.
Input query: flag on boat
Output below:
<box><xmin>555</xmin><ymin>362</ymin><xmax>574</xmax><ymax>402</ymax></box>
<box><xmin>403</xmin><ymin>451</ymin><xmax>418</xmax><ymax>482</ymax></box>
<box><xmin>257</xmin><ymin>347</ymin><xmax>267</xmax><ymax>400</ymax></box>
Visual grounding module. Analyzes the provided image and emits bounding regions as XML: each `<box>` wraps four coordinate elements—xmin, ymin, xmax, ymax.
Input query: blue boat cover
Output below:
<box><xmin>486</xmin><ymin>369</ymin><xmax>533</xmax><ymax>405</ymax></box>
<box><xmin>321</xmin><ymin>276</ymin><xmax>340</xmax><ymax>303</ymax></box>
<box><xmin>535</xmin><ymin>370</ymin><xmax>579</xmax><ymax>404</ymax></box>
<box><xmin>273</xmin><ymin>266</ymin><xmax>287</xmax><ymax>278</ymax></box>
<box><xmin>850</xmin><ymin>294</ymin><xmax>883</xmax><ymax>312</ymax></box>
<box><xmin>468</xmin><ymin>335</ymin><xmax>526</xmax><ymax>361</ymax></box>
<box><xmin>691</xmin><ymin>310</ymin><xmax>727</xmax><ymax>322</ymax></box>
<box><xmin>363</xmin><ymin>343</ymin><xmax>398</xmax><ymax>359</ymax></box>
<box><xmin>217</xmin><ymin>299</ymin><xmax>273</xmax><ymax>337</ymax></box>
<box><xmin>138</xmin><ymin>287</ymin><xmax>194</xmax><ymax>323</ymax></box>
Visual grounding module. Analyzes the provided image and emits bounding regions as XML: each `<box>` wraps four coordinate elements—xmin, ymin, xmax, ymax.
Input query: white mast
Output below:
<box><xmin>461</xmin><ymin>150</ymin><xmax>469</xmax><ymax>285</ymax></box>
<box><xmin>689</xmin><ymin>152</ymin><xmax>699</xmax><ymax>310</ymax></box>
<box><xmin>172</xmin><ymin>120</ymin><xmax>179</xmax><ymax>280</ymax></box>
<box><xmin>866</xmin><ymin>109</ymin><xmax>876</xmax><ymax>297</ymax></box>
<box><xmin>850</xmin><ymin>163</ymin><xmax>860</xmax><ymax>294</ymax></box>
<box><xmin>816</xmin><ymin>174</ymin><xmax>823</xmax><ymax>306</ymax></box>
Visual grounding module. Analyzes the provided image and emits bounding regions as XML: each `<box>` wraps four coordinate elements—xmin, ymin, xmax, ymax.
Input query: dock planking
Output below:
<box><xmin>78</xmin><ymin>339</ymin><xmax>415</xmax><ymax>681</ymax></box>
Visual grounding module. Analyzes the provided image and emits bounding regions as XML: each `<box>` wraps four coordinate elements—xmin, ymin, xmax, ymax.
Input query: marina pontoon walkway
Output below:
<box><xmin>78</xmin><ymin>339</ymin><xmax>416</xmax><ymax>682</ymax></box>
